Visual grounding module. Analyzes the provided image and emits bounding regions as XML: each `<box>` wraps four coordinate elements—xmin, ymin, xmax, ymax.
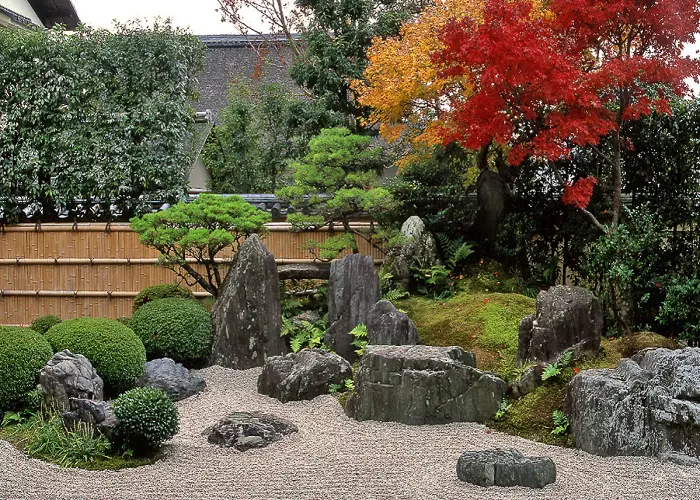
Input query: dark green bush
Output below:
<box><xmin>132</xmin><ymin>284</ymin><xmax>195</xmax><ymax>313</ymax></box>
<box><xmin>113</xmin><ymin>387</ymin><xmax>179</xmax><ymax>454</ymax></box>
<box><xmin>658</xmin><ymin>278</ymin><xmax>700</xmax><ymax>343</ymax></box>
<box><xmin>45</xmin><ymin>319</ymin><xmax>146</xmax><ymax>396</ymax></box>
<box><xmin>0</xmin><ymin>327</ymin><xmax>53</xmax><ymax>409</ymax></box>
<box><xmin>29</xmin><ymin>315</ymin><xmax>62</xmax><ymax>334</ymax></box>
<box><xmin>129</xmin><ymin>298</ymin><xmax>212</xmax><ymax>366</ymax></box>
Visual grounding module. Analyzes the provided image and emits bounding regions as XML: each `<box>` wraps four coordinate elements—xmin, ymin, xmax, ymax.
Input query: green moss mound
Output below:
<box><xmin>113</xmin><ymin>387</ymin><xmax>179</xmax><ymax>454</ymax></box>
<box><xmin>29</xmin><ymin>315</ymin><xmax>62</xmax><ymax>334</ymax></box>
<box><xmin>132</xmin><ymin>284</ymin><xmax>195</xmax><ymax>313</ymax></box>
<box><xmin>45</xmin><ymin>319</ymin><xmax>146</xmax><ymax>396</ymax></box>
<box><xmin>129</xmin><ymin>298</ymin><xmax>212</xmax><ymax>366</ymax></box>
<box><xmin>0</xmin><ymin>327</ymin><xmax>54</xmax><ymax>410</ymax></box>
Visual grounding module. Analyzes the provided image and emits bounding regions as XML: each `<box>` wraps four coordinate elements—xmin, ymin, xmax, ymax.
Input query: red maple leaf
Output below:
<box><xmin>562</xmin><ymin>176</ymin><xmax>598</xmax><ymax>210</ymax></box>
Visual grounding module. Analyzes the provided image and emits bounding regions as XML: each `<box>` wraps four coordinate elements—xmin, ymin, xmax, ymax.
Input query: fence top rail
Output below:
<box><xmin>0</xmin><ymin>221</ymin><xmax>375</xmax><ymax>233</ymax></box>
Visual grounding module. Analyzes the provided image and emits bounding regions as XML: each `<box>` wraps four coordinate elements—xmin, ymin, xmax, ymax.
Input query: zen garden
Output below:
<box><xmin>3</xmin><ymin>0</ymin><xmax>700</xmax><ymax>498</ymax></box>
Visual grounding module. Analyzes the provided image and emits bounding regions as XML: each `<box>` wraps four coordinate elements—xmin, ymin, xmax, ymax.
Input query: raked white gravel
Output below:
<box><xmin>1</xmin><ymin>365</ymin><xmax>698</xmax><ymax>500</ymax></box>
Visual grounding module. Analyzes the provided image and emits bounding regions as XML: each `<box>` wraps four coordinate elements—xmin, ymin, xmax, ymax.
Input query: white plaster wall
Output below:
<box><xmin>1</xmin><ymin>0</ymin><xmax>42</xmax><ymax>25</ymax></box>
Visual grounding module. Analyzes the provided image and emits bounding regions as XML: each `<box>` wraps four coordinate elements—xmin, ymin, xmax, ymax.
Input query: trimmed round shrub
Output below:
<box><xmin>0</xmin><ymin>327</ymin><xmax>53</xmax><ymax>409</ymax></box>
<box><xmin>113</xmin><ymin>387</ymin><xmax>179</xmax><ymax>453</ymax></box>
<box><xmin>132</xmin><ymin>284</ymin><xmax>195</xmax><ymax>313</ymax></box>
<box><xmin>30</xmin><ymin>315</ymin><xmax>62</xmax><ymax>334</ymax></box>
<box><xmin>45</xmin><ymin>319</ymin><xmax>146</xmax><ymax>396</ymax></box>
<box><xmin>129</xmin><ymin>298</ymin><xmax>212</xmax><ymax>366</ymax></box>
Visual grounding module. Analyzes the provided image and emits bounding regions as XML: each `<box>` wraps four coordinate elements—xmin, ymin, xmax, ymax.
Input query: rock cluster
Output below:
<box><xmin>257</xmin><ymin>348</ymin><xmax>352</xmax><ymax>403</ymax></box>
<box><xmin>39</xmin><ymin>350</ymin><xmax>103</xmax><ymax>410</ymax></box>
<box><xmin>345</xmin><ymin>345</ymin><xmax>506</xmax><ymax>424</ymax></box>
<box><xmin>324</xmin><ymin>254</ymin><xmax>381</xmax><ymax>362</ymax></box>
<box><xmin>566</xmin><ymin>347</ymin><xmax>700</xmax><ymax>461</ymax></box>
<box><xmin>387</xmin><ymin>216</ymin><xmax>441</xmax><ymax>290</ymax></box>
<box><xmin>204</xmin><ymin>411</ymin><xmax>298</xmax><ymax>451</ymax></box>
<box><xmin>210</xmin><ymin>235</ymin><xmax>287</xmax><ymax>369</ymax></box>
<box><xmin>137</xmin><ymin>358</ymin><xmax>206</xmax><ymax>401</ymax></box>
<box><xmin>456</xmin><ymin>449</ymin><xmax>556</xmax><ymax>489</ymax></box>
<box><xmin>517</xmin><ymin>286</ymin><xmax>603</xmax><ymax>365</ymax></box>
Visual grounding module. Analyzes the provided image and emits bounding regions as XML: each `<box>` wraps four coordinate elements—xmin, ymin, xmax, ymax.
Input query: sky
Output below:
<box><xmin>71</xmin><ymin>0</ymin><xmax>240</xmax><ymax>34</ymax></box>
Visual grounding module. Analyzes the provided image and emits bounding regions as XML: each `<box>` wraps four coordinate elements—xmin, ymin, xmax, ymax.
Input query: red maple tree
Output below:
<box><xmin>433</xmin><ymin>0</ymin><xmax>700</xmax><ymax>230</ymax></box>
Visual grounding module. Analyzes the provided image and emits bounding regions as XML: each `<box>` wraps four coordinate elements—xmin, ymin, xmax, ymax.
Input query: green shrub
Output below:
<box><xmin>0</xmin><ymin>327</ymin><xmax>53</xmax><ymax>410</ymax></box>
<box><xmin>129</xmin><ymin>298</ymin><xmax>212</xmax><ymax>366</ymax></box>
<box><xmin>29</xmin><ymin>315</ymin><xmax>62</xmax><ymax>334</ymax></box>
<box><xmin>658</xmin><ymin>277</ymin><xmax>700</xmax><ymax>343</ymax></box>
<box><xmin>45</xmin><ymin>319</ymin><xmax>146</xmax><ymax>396</ymax></box>
<box><xmin>113</xmin><ymin>388</ymin><xmax>179</xmax><ymax>454</ymax></box>
<box><xmin>132</xmin><ymin>284</ymin><xmax>195</xmax><ymax>313</ymax></box>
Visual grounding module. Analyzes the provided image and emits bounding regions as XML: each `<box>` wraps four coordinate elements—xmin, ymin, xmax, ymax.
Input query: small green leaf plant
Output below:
<box><xmin>350</xmin><ymin>324</ymin><xmax>368</xmax><ymax>356</ymax></box>
<box><xmin>493</xmin><ymin>398</ymin><xmax>511</xmax><ymax>422</ymax></box>
<box><xmin>328</xmin><ymin>378</ymin><xmax>354</xmax><ymax>395</ymax></box>
<box><xmin>541</xmin><ymin>350</ymin><xmax>574</xmax><ymax>382</ymax></box>
<box><xmin>551</xmin><ymin>410</ymin><xmax>570</xmax><ymax>436</ymax></box>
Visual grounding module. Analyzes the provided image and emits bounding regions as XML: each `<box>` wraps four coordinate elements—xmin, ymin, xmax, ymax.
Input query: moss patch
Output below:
<box><xmin>397</xmin><ymin>291</ymin><xmax>535</xmax><ymax>378</ymax></box>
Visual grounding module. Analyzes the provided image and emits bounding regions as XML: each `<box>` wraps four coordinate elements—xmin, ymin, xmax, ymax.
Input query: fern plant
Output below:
<box><xmin>542</xmin><ymin>350</ymin><xmax>575</xmax><ymax>382</ymax></box>
<box><xmin>493</xmin><ymin>398</ymin><xmax>511</xmax><ymax>421</ymax></box>
<box><xmin>551</xmin><ymin>410</ymin><xmax>570</xmax><ymax>436</ymax></box>
<box><xmin>435</xmin><ymin>233</ymin><xmax>475</xmax><ymax>271</ymax></box>
<box><xmin>379</xmin><ymin>271</ymin><xmax>409</xmax><ymax>302</ymax></box>
<box><xmin>350</xmin><ymin>324</ymin><xmax>368</xmax><ymax>356</ymax></box>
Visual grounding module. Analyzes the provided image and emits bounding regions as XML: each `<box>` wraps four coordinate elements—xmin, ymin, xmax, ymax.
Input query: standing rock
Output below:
<box><xmin>324</xmin><ymin>254</ymin><xmax>381</xmax><ymax>362</ymax></box>
<box><xmin>366</xmin><ymin>300</ymin><xmax>419</xmax><ymax>346</ymax></box>
<box><xmin>566</xmin><ymin>347</ymin><xmax>700</xmax><ymax>461</ymax></box>
<box><xmin>517</xmin><ymin>286</ymin><xmax>603</xmax><ymax>365</ymax></box>
<box><xmin>210</xmin><ymin>235</ymin><xmax>287</xmax><ymax>369</ymax></box>
<box><xmin>456</xmin><ymin>449</ymin><xmax>556</xmax><ymax>488</ymax></box>
<box><xmin>62</xmin><ymin>398</ymin><xmax>118</xmax><ymax>439</ymax></box>
<box><xmin>345</xmin><ymin>345</ymin><xmax>506</xmax><ymax>424</ymax></box>
<box><xmin>204</xmin><ymin>411</ymin><xmax>298</xmax><ymax>451</ymax></box>
<box><xmin>386</xmin><ymin>216</ymin><xmax>441</xmax><ymax>290</ymax></box>
<box><xmin>137</xmin><ymin>358</ymin><xmax>206</xmax><ymax>401</ymax></box>
<box><xmin>257</xmin><ymin>348</ymin><xmax>353</xmax><ymax>403</ymax></box>
<box><xmin>39</xmin><ymin>350</ymin><xmax>104</xmax><ymax>410</ymax></box>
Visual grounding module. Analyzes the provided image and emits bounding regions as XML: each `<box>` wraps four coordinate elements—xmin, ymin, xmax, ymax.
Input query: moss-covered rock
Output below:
<box><xmin>45</xmin><ymin>319</ymin><xmax>146</xmax><ymax>396</ymax></box>
<box><xmin>0</xmin><ymin>327</ymin><xmax>54</xmax><ymax>409</ymax></box>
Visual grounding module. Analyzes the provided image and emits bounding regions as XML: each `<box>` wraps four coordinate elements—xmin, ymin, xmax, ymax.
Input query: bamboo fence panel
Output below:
<box><xmin>0</xmin><ymin>223</ymin><xmax>383</xmax><ymax>326</ymax></box>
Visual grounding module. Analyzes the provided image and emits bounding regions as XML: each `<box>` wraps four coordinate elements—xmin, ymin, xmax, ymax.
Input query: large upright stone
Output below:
<box><xmin>387</xmin><ymin>216</ymin><xmax>440</xmax><ymax>290</ymax></box>
<box><xmin>210</xmin><ymin>234</ymin><xmax>287</xmax><ymax>369</ymax></box>
<box><xmin>366</xmin><ymin>300</ymin><xmax>419</xmax><ymax>346</ymax></box>
<box><xmin>324</xmin><ymin>254</ymin><xmax>381</xmax><ymax>362</ymax></box>
<box><xmin>517</xmin><ymin>286</ymin><xmax>603</xmax><ymax>365</ymax></box>
<box><xmin>39</xmin><ymin>350</ymin><xmax>104</xmax><ymax>410</ymax></box>
<box><xmin>566</xmin><ymin>347</ymin><xmax>700</xmax><ymax>461</ymax></box>
<box><xmin>345</xmin><ymin>345</ymin><xmax>506</xmax><ymax>424</ymax></box>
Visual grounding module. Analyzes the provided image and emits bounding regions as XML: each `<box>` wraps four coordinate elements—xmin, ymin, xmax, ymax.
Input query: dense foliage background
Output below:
<box><xmin>0</xmin><ymin>21</ymin><xmax>205</xmax><ymax>222</ymax></box>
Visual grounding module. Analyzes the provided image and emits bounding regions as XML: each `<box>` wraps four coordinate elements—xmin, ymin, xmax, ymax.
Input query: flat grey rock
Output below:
<box><xmin>204</xmin><ymin>411</ymin><xmax>298</xmax><ymax>451</ymax></box>
<box><xmin>456</xmin><ymin>448</ymin><xmax>556</xmax><ymax>488</ymax></box>
<box><xmin>345</xmin><ymin>345</ymin><xmax>506</xmax><ymax>424</ymax></box>
<box><xmin>137</xmin><ymin>358</ymin><xmax>206</xmax><ymax>401</ymax></box>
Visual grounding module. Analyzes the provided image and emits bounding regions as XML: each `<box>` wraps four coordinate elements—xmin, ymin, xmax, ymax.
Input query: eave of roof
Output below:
<box><xmin>198</xmin><ymin>33</ymin><xmax>301</xmax><ymax>48</ymax></box>
<box><xmin>27</xmin><ymin>0</ymin><xmax>80</xmax><ymax>29</ymax></box>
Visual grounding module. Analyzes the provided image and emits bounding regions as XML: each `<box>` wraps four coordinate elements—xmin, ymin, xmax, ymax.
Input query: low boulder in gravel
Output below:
<box><xmin>324</xmin><ymin>254</ymin><xmax>381</xmax><ymax>362</ymax></box>
<box><xmin>62</xmin><ymin>398</ymin><xmax>117</xmax><ymax>439</ymax></box>
<box><xmin>204</xmin><ymin>411</ymin><xmax>298</xmax><ymax>451</ymax></box>
<box><xmin>39</xmin><ymin>350</ymin><xmax>104</xmax><ymax>410</ymax></box>
<box><xmin>257</xmin><ymin>348</ymin><xmax>352</xmax><ymax>403</ymax></box>
<box><xmin>456</xmin><ymin>449</ymin><xmax>556</xmax><ymax>488</ymax></box>
<box><xmin>517</xmin><ymin>286</ymin><xmax>603</xmax><ymax>365</ymax></box>
<box><xmin>345</xmin><ymin>345</ymin><xmax>506</xmax><ymax>424</ymax></box>
<box><xmin>210</xmin><ymin>235</ymin><xmax>287</xmax><ymax>369</ymax></box>
<box><xmin>567</xmin><ymin>347</ymin><xmax>700</xmax><ymax>460</ymax></box>
<box><xmin>137</xmin><ymin>358</ymin><xmax>206</xmax><ymax>401</ymax></box>
<box><xmin>366</xmin><ymin>300</ymin><xmax>419</xmax><ymax>346</ymax></box>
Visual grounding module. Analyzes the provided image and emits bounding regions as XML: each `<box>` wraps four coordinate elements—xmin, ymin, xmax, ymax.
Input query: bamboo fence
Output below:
<box><xmin>0</xmin><ymin>222</ymin><xmax>384</xmax><ymax>326</ymax></box>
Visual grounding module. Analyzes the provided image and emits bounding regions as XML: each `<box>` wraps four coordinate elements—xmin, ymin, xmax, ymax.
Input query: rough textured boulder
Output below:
<box><xmin>324</xmin><ymin>254</ymin><xmax>381</xmax><ymax>362</ymax></box>
<box><xmin>366</xmin><ymin>300</ymin><xmax>419</xmax><ymax>346</ymax></box>
<box><xmin>204</xmin><ymin>411</ymin><xmax>298</xmax><ymax>451</ymax></box>
<box><xmin>566</xmin><ymin>347</ymin><xmax>700</xmax><ymax>460</ymax></box>
<box><xmin>137</xmin><ymin>358</ymin><xmax>206</xmax><ymax>401</ymax></box>
<box><xmin>345</xmin><ymin>345</ymin><xmax>506</xmax><ymax>424</ymax></box>
<box><xmin>387</xmin><ymin>216</ymin><xmax>441</xmax><ymax>290</ymax></box>
<box><xmin>39</xmin><ymin>350</ymin><xmax>104</xmax><ymax>410</ymax></box>
<box><xmin>456</xmin><ymin>449</ymin><xmax>556</xmax><ymax>488</ymax></box>
<box><xmin>517</xmin><ymin>286</ymin><xmax>603</xmax><ymax>365</ymax></box>
<box><xmin>507</xmin><ymin>365</ymin><xmax>543</xmax><ymax>400</ymax></box>
<box><xmin>258</xmin><ymin>348</ymin><xmax>352</xmax><ymax>403</ymax></box>
<box><xmin>62</xmin><ymin>398</ymin><xmax>117</xmax><ymax>439</ymax></box>
<box><xmin>210</xmin><ymin>235</ymin><xmax>287</xmax><ymax>369</ymax></box>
